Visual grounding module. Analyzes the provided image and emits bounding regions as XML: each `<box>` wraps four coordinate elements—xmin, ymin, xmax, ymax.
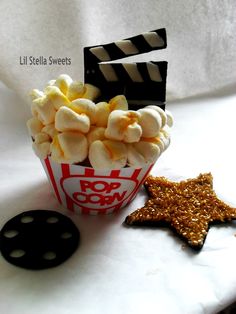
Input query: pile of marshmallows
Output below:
<box><xmin>27</xmin><ymin>74</ymin><xmax>173</xmax><ymax>169</ymax></box>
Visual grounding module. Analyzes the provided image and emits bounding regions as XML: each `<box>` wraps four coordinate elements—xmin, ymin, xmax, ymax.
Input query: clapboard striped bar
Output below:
<box><xmin>86</xmin><ymin>61</ymin><xmax>167</xmax><ymax>108</ymax></box>
<box><xmin>83</xmin><ymin>28</ymin><xmax>167</xmax><ymax>109</ymax></box>
<box><xmin>99</xmin><ymin>61</ymin><xmax>163</xmax><ymax>83</ymax></box>
<box><xmin>84</xmin><ymin>28</ymin><xmax>166</xmax><ymax>64</ymax></box>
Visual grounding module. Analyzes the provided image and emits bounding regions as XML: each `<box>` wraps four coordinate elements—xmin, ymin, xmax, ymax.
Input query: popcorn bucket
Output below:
<box><xmin>41</xmin><ymin>157</ymin><xmax>153</xmax><ymax>215</ymax></box>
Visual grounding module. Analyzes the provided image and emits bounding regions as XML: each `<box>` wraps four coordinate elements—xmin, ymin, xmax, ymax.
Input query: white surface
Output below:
<box><xmin>0</xmin><ymin>83</ymin><xmax>236</xmax><ymax>314</ymax></box>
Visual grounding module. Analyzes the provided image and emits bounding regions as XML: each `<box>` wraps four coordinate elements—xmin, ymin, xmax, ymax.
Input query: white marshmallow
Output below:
<box><xmin>142</xmin><ymin>137</ymin><xmax>165</xmax><ymax>153</ymax></box>
<box><xmin>82</xmin><ymin>84</ymin><xmax>101</xmax><ymax>101</ymax></box>
<box><xmin>96</xmin><ymin>95</ymin><xmax>128</xmax><ymax>127</ymax></box>
<box><xmin>146</xmin><ymin>105</ymin><xmax>167</xmax><ymax>127</ymax></box>
<box><xmin>55</xmin><ymin>74</ymin><xmax>73</xmax><ymax>95</ymax></box>
<box><xmin>109</xmin><ymin>95</ymin><xmax>128</xmax><ymax>111</ymax></box>
<box><xmin>87</xmin><ymin>126</ymin><xmax>106</xmax><ymax>145</ymax></box>
<box><xmin>50</xmin><ymin>132</ymin><xmax>88</xmax><ymax>164</ymax></box>
<box><xmin>105</xmin><ymin>110</ymin><xmax>142</xmax><ymax>143</ymax></box>
<box><xmin>69</xmin><ymin>98</ymin><xmax>97</xmax><ymax>124</ymax></box>
<box><xmin>29</xmin><ymin>89</ymin><xmax>44</xmax><ymax>100</ymax></box>
<box><xmin>95</xmin><ymin>102</ymin><xmax>110</xmax><ymax>127</ymax></box>
<box><xmin>67</xmin><ymin>81</ymin><xmax>85</xmax><ymax>101</ymax></box>
<box><xmin>32</xmin><ymin>132</ymin><xmax>51</xmax><ymax>159</ymax></box>
<box><xmin>55</xmin><ymin>106</ymin><xmax>90</xmax><ymax>133</ymax></box>
<box><xmin>47</xmin><ymin>79</ymin><xmax>56</xmax><ymax>86</ymax></box>
<box><xmin>138</xmin><ymin>108</ymin><xmax>162</xmax><ymax>138</ymax></box>
<box><xmin>141</xmin><ymin>126</ymin><xmax>171</xmax><ymax>153</ymax></box>
<box><xmin>32</xmin><ymin>96</ymin><xmax>56</xmax><ymax>125</ymax></box>
<box><xmin>44</xmin><ymin>86</ymin><xmax>70</xmax><ymax>110</ymax></box>
<box><xmin>32</xmin><ymin>141</ymin><xmax>51</xmax><ymax>159</ymax></box>
<box><xmin>49</xmin><ymin>135</ymin><xmax>64</xmax><ymax>163</ymax></box>
<box><xmin>34</xmin><ymin>132</ymin><xmax>51</xmax><ymax>144</ymax></box>
<box><xmin>28</xmin><ymin>74</ymin><xmax>173</xmax><ymax>167</ymax></box>
<box><xmin>41</xmin><ymin>123</ymin><xmax>58</xmax><ymax>139</ymax></box>
<box><xmin>26</xmin><ymin>117</ymin><xmax>44</xmax><ymax>137</ymax></box>
<box><xmin>89</xmin><ymin>140</ymin><xmax>127</xmax><ymax>169</ymax></box>
<box><xmin>165</xmin><ymin>109</ymin><xmax>174</xmax><ymax>127</ymax></box>
<box><xmin>156</xmin><ymin>137</ymin><xmax>165</xmax><ymax>152</ymax></box>
<box><xmin>159</xmin><ymin>127</ymin><xmax>171</xmax><ymax>150</ymax></box>
<box><xmin>127</xmin><ymin>141</ymin><xmax>161</xmax><ymax>167</ymax></box>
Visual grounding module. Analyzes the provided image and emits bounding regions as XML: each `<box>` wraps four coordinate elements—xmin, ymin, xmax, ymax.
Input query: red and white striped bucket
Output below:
<box><xmin>41</xmin><ymin>157</ymin><xmax>153</xmax><ymax>215</ymax></box>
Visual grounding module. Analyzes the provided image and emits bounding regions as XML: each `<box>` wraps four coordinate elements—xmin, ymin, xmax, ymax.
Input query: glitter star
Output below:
<box><xmin>125</xmin><ymin>173</ymin><xmax>236</xmax><ymax>250</ymax></box>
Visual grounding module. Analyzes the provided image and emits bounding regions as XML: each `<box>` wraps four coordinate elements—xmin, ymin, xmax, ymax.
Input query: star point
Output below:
<box><xmin>125</xmin><ymin>173</ymin><xmax>236</xmax><ymax>250</ymax></box>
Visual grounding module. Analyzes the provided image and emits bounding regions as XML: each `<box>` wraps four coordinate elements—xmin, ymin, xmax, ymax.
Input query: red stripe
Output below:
<box><xmin>126</xmin><ymin>164</ymin><xmax>154</xmax><ymax>204</ymax></box>
<box><xmin>84</xmin><ymin>168</ymin><xmax>95</xmax><ymax>176</ymax></box>
<box><xmin>61</xmin><ymin>163</ymin><xmax>71</xmax><ymax>177</ymax></box>
<box><xmin>110</xmin><ymin>169</ymin><xmax>120</xmax><ymax>178</ymax></box>
<box><xmin>61</xmin><ymin>163</ymin><xmax>74</xmax><ymax>212</ymax></box>
<box><xmin>45</xmin><ymin>157</ymin><xmax>62</xmax><ymax>204</ymax></box>
<box><xmin>102</xmin><ymin>169</ymin><xmax>143</xmax><ymax>214</ymax></box>
<box><xmin>82</xmin><ymin>208</ymin><xmax>90</xmax><ymax>215</ymax></box>
<box><xmin>130</xmin><ymin>168</ymin><xmax>142</xmax><ymax>179</ymax></box>
<box><xmin>106</xmin><ymin>168</ymin><xmax>140</xmax><ymax>213</ymax></box>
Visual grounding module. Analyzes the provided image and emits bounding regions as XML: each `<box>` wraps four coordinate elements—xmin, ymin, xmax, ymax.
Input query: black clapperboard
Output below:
<box><xmin>84</xmin><ymin>28</ymin><xmax>167</xmax><ymax>110</ymax></box>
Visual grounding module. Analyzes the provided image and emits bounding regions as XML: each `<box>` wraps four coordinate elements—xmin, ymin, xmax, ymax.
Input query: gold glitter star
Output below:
<box><xmin>125</xmin><ymin>173</ymin><xmax>236</xmax><ymax>250</ymax></box>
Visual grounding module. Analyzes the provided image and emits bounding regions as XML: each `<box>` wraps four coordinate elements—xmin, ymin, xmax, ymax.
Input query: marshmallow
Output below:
<box><xmin>138</xmin><ymin>107</ymin><xmax>162</xmax><ymax>138</ymax></box>
<box><xmin>159</xmin><ymin>126</ymin><xmax>171</xmax><ymax>150</ymax></box>
<box><xmin>32</xmin><ymin>96</ymin><xmax>56</xmax><ymax>125</ymax></box>
<box><xmin>141</xmin><ymin>127</ymin><xmax>171</xmax><ymax>153</ymax></box>
<box><xmin>32</xmin><ymin>132</ymin><xmax>51</xmax><ymax>159</ymax></box>
<box><xmin>96</xmin><ymin>95</ymin><xmax>128</xmax><ymax>127</ymax></box>
<box><xmin>29</xmin><ymin>89</ymin><xmax>44</xmax><ymax>100</ymax></box>
<box><xmin>82</xmin><ymin>83</ymin><xmax>101</xmax><ymax>101</ymax></box>
<box><xmin>67</xmin><ymin>81</ymin><xmax>85</xmax><ymax>101</ymax></box>
<box><xmin>47</xmin><ymin>79</ymin><xmax>56</xmax><ymax>86</ymax></box>
<box><xmin>32</xmin><ymin>142</ymin><xmax>51</xmax><ymax>159</ymax></box>
<box><xmin>28</xmin><ymin>74</ymin><xmax>173</xmax><ymax>168</ymax></box>
<box><xmin>50</xmin><ymin>132</ymin><xmax>88</xmax><ymax>164</ymax></box>
<box><xmin>95</xmin><ymin>102</ymin><xmax>110</xmax><ymax>127</ymax></box>
<box><xmin>69</xmin><ymin>98</ymin><xmax>97</xmax><ymax>124</ymax></box>
<box><xmin>127</xmin><ymin>141</ymin><xmax>161</xmax><ymax>167</ymax></box>
<box><xmin>109</xmin><ymin>95</ymin><xmax>128</xmax><ymax>111</ymax></box>
<box><xmin>55</xmin><ymin>106</ymin><xmax>90</xmax><ymax>133</ymax></box>
<box><xmin>34</xmin><ymin>132</ymin><xmax>51</xmax><ymax>144</ymax></box>
<box><xmin>165</xmin><ymin>109</ymin><xmax>174</xmax><ymax>127</ymax></box>
<box><xmin>49</xmin><ymin>135</ymin><xmax>64</xmax><ymax>163</ymax></box>
<box><xmin>146</xmin><ymin>105</ymin><xmax>167</xmax><ymax>127</ymax></box>
<box><xmin>45</xmin><ymin>76</ymin><xmax>100</xmax><ymax>102</ymax></box>
<box><xmin>26</xmin><ymin>117</ymin><xmax>44</xmax><ymax>137</ymax></box>
<box><xmin>41</xmin><ymin>123</ymin><xmax>58</xmax><ymax>139</ymax></box>
<box><xmin>89</xmin><ymin>140</ymin><xmax>127</xmax><ymax>169</ymax></box>
<box><xmin>87</xmin><ymin>126</ymin><xmax>106</xmax><ymax>145</ymax></box>
<box><xmin>44</xmin><ymin>86</ymin><xmax>70</xmax><ymax>110</ymax></box>
<box><xmin>156</xmin><ymin>137</ymin><xmax>166</xmax><ymax>152</ymax></box>
<box><xmin>105</xmin><ymin>110</ymin><xmax>142</xmax><ymax>143</ymax></box>
<box><xmin>141</xmin><ymin>136</ymin><xmax>164</xmax><ymax>153</ymax></box>
<box><xmin>55</xmin><ymin>74</ymin><xmax>73</xmax><ymax>95</ymax></box>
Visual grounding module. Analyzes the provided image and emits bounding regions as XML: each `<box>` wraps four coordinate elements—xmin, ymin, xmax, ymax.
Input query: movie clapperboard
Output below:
<box><xmin>84</xmin><ymin>28</ymin><xmax>167</xmax><ymax>110</ymax></box>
